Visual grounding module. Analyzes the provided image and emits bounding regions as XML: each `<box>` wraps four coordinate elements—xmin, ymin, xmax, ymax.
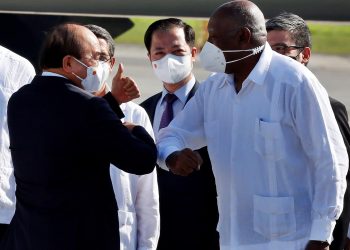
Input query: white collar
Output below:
<box><xmin>41</xmin><ymin>71</ymin><xmax>67</xmax><ymax>79</ymax></box>
<box><xmin>160</xmin><ymin>75</ymin><xmax>196</xmax><ymax>105</ymax></box>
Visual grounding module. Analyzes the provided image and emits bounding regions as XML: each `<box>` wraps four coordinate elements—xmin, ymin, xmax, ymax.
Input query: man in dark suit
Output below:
<box><xmin>266</xmin><ymin>12</ymin><xmax>350</xmax><ymax>250</ymax></box>
<box><xmin>140</xmin><ymin>18</ymin><xmax>219</xmax><ymax>250</ymax></box>
<box><xmin>1</xmin><ymin>23</ymin><xmax>157</xmax><ymax>250</ymax></box>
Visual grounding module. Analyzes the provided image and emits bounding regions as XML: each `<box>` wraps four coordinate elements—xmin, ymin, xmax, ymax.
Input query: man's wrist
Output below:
<box><xmin>110</xmin><ymin>91</ymin><xmax>121</xmax><ymax>104</ymax></box>
<box><xmin>309</xmin><ymin>240</ymin><xmax>329</xmax><ymax>246</ymax></box>
<box><xmin>165</xmin><ymin>151</ymin><xmax>179</xmax><ymax>171</ymax></box>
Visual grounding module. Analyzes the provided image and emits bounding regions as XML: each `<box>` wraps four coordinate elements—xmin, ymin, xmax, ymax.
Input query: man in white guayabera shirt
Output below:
<box><xmin>156</xmin><ymin>1</ymin><xmax>348</xmax><ymax>250</ymax></box>
<box><xmin>0</xmin><ymin>45</ymin><xmax>35</xmax><ymax>243</ymax></box>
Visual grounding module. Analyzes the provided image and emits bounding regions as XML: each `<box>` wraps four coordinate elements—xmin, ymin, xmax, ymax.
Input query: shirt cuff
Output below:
<box><xmin>137</xmin><ymin>247</ymin><xmax>156</xmax><ymax>250</ymax></box>
<box><xmin>157</xmin><ymin>145</ymin><xmax>179</xmax><ymax>171</ymax></box>
<box><xmin>309</xmin><ymin>217</ymin><xmax>336</xmax><ymax>244</ymax></box>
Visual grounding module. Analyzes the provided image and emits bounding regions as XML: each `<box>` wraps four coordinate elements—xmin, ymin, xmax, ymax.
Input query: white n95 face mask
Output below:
<box><xmin>100</xmin><ymin>61</ymin><xmax>111</xmax><ymax>87</ymax></box>
<box><xmin>199</xmin><ymin>41</ymin><xmax>265</xmax><ymax>73</ymax></box>
<box><xmin>152</xmin><ymin>54</ymin><xmax>192</xmax><ymax>84</ymax></box>
<box><xmin>71</xmin><ymin>57</ymin><xmax>105</xmax><ymax>93</ymax></box>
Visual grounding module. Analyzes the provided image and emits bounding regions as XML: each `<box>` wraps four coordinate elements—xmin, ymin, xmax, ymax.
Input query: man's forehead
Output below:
<box><xmin>208</xmin><ymin>14</ymin><xmax>237</xmax><ymax>30</ymax></box>
<box><xmin>267</xmin><ymin>30</ymin><xmax>294</xmax><ymax>44</ymax></box>
<box><xmin>81</xmin><ymin>32</ymin><xmax>101</xmax><ymax>54</ymax></box>
<box><xmin>151</xmin><ymin>28</ymin><xmax>187</xmax><ymax>48</ymax></box>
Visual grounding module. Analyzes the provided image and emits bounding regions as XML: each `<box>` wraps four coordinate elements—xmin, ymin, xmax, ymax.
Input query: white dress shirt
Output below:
<box><xmin>0</xmin><ymin>46</ymin><xmax>35</xmax><ymax>224</ymax></box>
<box><xmin>110</xmin><ymin>101</ymin><xmax>160</xmax><ymax>250</ymax></box>
<box><xmin>157</xmin><ymin>43</ymin><xmax>348</xmax><ymax>250</ymax></box>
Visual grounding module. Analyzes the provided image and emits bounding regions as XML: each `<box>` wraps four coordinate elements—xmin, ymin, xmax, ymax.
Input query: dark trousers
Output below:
<box><xmin>0</xmin><ymin>223</ymin><xmax>9</xmax><ymax>244</ymax></box>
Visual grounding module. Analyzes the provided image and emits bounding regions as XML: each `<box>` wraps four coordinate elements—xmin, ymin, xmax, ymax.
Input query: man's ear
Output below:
<box><xmin>239</xmin><ymin>27</ymin><xmax>252</xmax><ymax>45</ymax></box>
<box><xmin>191</xmin><ymin>47</ymin><xmax>197</xmax><ymax>62</ymax></box>
<box><xmin>301</xmin><ymin>47</ymin><xmax>311</xmax><ymax>65</ymax></box>
<box><xmin>62</xmin><ymin>55</ymin><xmax>73</xmax><ymax>73</ymax></box>
<box><xmin>110</xmin><ymin>57</ymin><xmax>116</xmax><ymax>69</ymax></box>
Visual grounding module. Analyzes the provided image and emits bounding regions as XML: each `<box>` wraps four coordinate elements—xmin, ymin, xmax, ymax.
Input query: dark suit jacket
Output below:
<box><xmin>1</xmin><ymin>76</ymin><xmax>157</xmax><ymax>250</ymax></box>
<box><xmin>330</xmin><ymin>97</ymin><xmax>350</xmax><ymax>250</ymax></box>
<box><xmin>141</xmin><ymin>82</ymin><xmax>219</xmax><ymax>250</ymax></box>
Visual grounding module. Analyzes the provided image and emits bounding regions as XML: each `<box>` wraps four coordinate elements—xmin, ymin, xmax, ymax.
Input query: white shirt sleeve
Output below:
<box><xmin>120</xmin><ymin>102</ymin><xmax>160</xmax><ymax>250</ymax></box>
<box><xmin>157</xmin><ymin>83</ymin><xmax>207</xmax><ymax>170</ymax></box>
<box><xmin>135</xmin><ymin>169</ymin><xmax>159</xmax><ymax>250</ymax></box>
<box><xmin>291</xmin><ymin>73</ymin><xmax>348</xmax><ymax>243</ymax></box>
<box><xmin>133</xmin><ymin>105</ymin><xmax>159</xmax><ymax>250</ymax></box>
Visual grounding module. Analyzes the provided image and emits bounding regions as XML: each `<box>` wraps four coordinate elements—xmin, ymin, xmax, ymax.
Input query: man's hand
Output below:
<box><xmin>111</xmin><ymin>63</ymin><xmax>140</xmax><ymax>104</ymax></box>
<box><xmin>345</xmin><ymin>237</ymin><xmax>350</xmax><ymax>250</ymax></box>
<box><xmin>305</xmin><ymin>240</ymin><xmax>329</xmax><ymax>250</ymax></box>
<box><xmin>123</xmin><ymin>121</ymin><xmax>137</xmax><ymax>132</ymax></box>
<box><xmin>165</xmin><ymin>148</ymin><xmax>203</xmax><ymax>176</ymax></box>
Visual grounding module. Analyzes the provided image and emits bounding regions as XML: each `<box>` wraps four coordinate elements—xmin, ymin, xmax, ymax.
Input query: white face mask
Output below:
<box><xmin>100</xmin><ymin>61</ymin><xmax>111</xmax><ymax>87</ymax></box>
<box><xmin>71</xmin><ymin>57</ymin><xmax>105</xmax><ymax>93</ymax></box>
<box><xmin>152</xmin><ymin>54</ymin><xmax>192</xmax><ymax>84</ymax></box>
<box><xmin>199</xmin><ymin>41</ymin><xmax>265</xmax><ymax>73</ymax></box>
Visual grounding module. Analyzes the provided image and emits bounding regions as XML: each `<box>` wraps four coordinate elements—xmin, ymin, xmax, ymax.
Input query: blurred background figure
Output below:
<box><xmin>0</xmin><ymin>45</ymin><xmax>35</xmax><ymax>244</ymax></box>
<box><xmin>86</xmin><ymin>24</ymin><xmax>160</xmax><ymax>250</ymax></box>
<box><xmin>266</xmin><ymin>12</ymin><xmax>350</xmax><ymax>250</ymax></box>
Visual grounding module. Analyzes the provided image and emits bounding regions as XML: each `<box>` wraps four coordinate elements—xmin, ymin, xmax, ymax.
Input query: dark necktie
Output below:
<box><xmin>159</xmin><ymin>93</ymin><xmax>178</xmax><ymax>130</ymax></box>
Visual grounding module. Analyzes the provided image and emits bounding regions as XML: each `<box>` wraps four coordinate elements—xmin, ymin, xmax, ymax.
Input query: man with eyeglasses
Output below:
<box><xmin>266</xmin><ymin>12</ymin><xmax>350</xmax><ymax>250</ymax></box>
<box><xmin>0</xmin><ymin>23</ymin><xmax>157</xmax><ymax>250</ymax></box>
<box><xmin>266</xmin><ymin>12</ymin><xmax>311</xmax><ymax>64</ymax></box>
<box><xmin>86</xmin><ymin>24</ymin><xmax>160</xmax><ymax>250</ymax></box>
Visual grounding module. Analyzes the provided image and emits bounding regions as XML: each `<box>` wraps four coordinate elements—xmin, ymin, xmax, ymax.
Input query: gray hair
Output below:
<box><xmin>266</xmin><ymin>12</ymin><xmax>312</xmax><ymax>48</ymax></box>
<box><xmin>85</xmin><ymin>24</ymin><xmax>115</xmax><ymax>57</ymax></box>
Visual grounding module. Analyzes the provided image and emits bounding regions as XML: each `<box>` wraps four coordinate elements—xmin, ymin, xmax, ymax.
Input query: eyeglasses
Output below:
<box><xmin>270</xmin><ymin>44</ymin><xmax>304</xmax><ymax>55</ymax></box>
<box><xmin>79</xmin><ymin>54</ymin><xmax>101</xmax><ymax>66</ymax></box>
<box><xmin>288</xmin><ymin>49</ymin><xmax>304</xmax><ymax>60</ymax></box>
<box><xmin>99</xmin><ymin>54</ymin><xmax>113</xmax><ymax>63</ymax></box>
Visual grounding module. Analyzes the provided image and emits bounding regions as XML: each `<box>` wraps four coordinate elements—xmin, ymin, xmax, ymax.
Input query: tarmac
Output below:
<box><xmin>113</xmin><ymin>44</ymin><xmax>350</xmax><ymax>111</ymax></box>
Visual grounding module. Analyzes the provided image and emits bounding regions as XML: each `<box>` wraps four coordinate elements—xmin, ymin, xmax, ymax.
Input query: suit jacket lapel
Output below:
<box><xmin>185</xmin><ymin>80</ymin><xmax>199</xmax><ymax>105</ymax></box>
<box><xmin>145</xmin><ymin>80</ymin><xmax>199</xmax><ymax>125</ymax></box>
<box><xmin>148</xmin><ymin>92</ymin><xmax>162</xmax><ymax>125</ymax></box>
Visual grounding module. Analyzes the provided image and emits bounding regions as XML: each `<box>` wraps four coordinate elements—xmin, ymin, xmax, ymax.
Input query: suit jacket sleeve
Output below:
<box><xmin>89</xmin><ymin>96</ymin><xmax>157</xmax><ymax>175</ymax></box>
<box><xmin>103</xmin><ymin>91</ymin><xmax>125</xmax><ymax>119</ymax></box>
<box><xmin>330</xmin><ymin>99</ymin><xmax>350</xmax><ymax>241</ymax></box>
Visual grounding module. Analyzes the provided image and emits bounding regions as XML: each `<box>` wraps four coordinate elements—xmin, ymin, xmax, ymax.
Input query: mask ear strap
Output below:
<box><xmin>226</xmin><ymin>45</ymin><xmax>265</xmax><ymax>64</ymax></box>
<box><xmin>72</xmin><ymin>57</ymin><xmax>89</xmax><ymax>68</ymax></box>
<box><xmin>223</xmin><ymin>45</ymin><xmax>265</xmax><ymax>54</ymax></box>
<box><xmin>71</xmin><ymin>72</ymin><xmax>83</xmax><ymax>81</ymax></box>
<box><xmin>252</xmin><ymin>45</ymin><xmax>265</xmax><ymax>55</ymax></box>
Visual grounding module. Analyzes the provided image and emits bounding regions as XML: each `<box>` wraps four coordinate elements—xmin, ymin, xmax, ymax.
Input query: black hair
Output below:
<box><xmin>144</xmin><ymin>18</ymin><xmax>195</xmax><ymax>53</ymax></box>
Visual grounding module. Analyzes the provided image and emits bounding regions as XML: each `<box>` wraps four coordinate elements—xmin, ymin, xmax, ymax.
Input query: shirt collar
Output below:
<box><xmin>246</xmin><ymin>42</ymin><xmax>272</xmax><ymax>86</ymax></box>
<box><xmin>218</xmin><ymin>42</ymin><xmax>272</xmax><ymax>88</ymax></box>
<box><xmin>41</xmin><ymin>71</ymin><xmax>68</xmax><ymax>79</ymax></box>
<box><xmin>160</xmin><ymin>75</ymin><xmax>196</xmax><ymax>105</ymax></box>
